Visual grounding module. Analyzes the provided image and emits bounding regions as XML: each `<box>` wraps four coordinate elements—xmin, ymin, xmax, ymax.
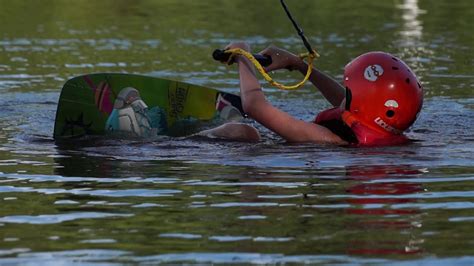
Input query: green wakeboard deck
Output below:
<box><xmin>53</xmin><ymin>73</ymin><xmax>244</xmax><ymax>139</ymax></box>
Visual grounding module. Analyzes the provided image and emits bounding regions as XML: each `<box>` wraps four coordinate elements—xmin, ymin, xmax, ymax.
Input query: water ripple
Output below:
<box><xmin>0</xmin><ymin>212</ymin><xmax>132</xmax><ymax>224</ymax></box>
<box><xmin>210</xmin><ymin>202</ymin><xmax>279</xmax><ymax>208</ymax></box>
<box><xmin>0</xmin><ymin>186</ymin><xmax>181</xmax><ymax>197</ymax></box>
<box><xmin>133</xmin><ymin>253</ymin><xmax>389</xmax><ymax>264</ymax></box>
<box><xmin>0</xmin><ymin>173</ymin><xmax>180</xmax><ymax>184</ymax></box>
<box><xmin>159</xmin><ymin>233</ymin><xmax>202</xmax><ymax>239</ymax></box>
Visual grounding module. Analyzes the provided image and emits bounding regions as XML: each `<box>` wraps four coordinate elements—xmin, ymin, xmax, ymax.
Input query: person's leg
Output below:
<box><xmin>196</xmin><ymin>122</ymin><xmax>260</xmax><ymax>142</ymax></box>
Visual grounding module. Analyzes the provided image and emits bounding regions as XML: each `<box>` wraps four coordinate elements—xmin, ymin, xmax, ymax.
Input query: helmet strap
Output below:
<box><xmin>345</xmin><ymin>88</ymin><xmax>352</xmax><ymax>111</ymax></box>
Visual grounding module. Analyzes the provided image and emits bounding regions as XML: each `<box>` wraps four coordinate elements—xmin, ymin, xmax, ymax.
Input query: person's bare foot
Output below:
<box><xmin>196</xmin><ymin>122</ymin><xmax>260</xmax><ymax>142</ymax></box>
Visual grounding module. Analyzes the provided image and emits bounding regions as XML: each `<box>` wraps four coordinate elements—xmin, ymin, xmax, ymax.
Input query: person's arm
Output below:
<box><xmin>260</xmin><ymin>46</ymin><xmax>345</xmax><ymax>107</ymax></box>
<box><xmin>227</xmin><ymin>42</ymin><xmax>346</xmax><ymax>145</ymax></box>
<box><xmin>293</xmin><ymin>60</ymin><xmax>345</xmax><ymax>107</ymax></box>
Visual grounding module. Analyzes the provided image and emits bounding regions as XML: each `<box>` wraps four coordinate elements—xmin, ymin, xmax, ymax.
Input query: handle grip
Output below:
<box><xmin>212</xmin><ymin>49</ymin><xmax>272</xmax><ymax>67</ymax></box>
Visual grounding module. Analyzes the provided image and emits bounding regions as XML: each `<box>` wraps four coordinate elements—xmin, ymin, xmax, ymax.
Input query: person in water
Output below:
<box><xmin>200</xmin><ymin>42</ymin><xmax>423</xmax><ymax>146</ymax></box>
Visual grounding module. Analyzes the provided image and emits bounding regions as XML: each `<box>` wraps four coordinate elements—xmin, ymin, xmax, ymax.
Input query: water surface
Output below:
<box><xmin>0</xmin><ymin>0</ymin><xmax>473</xmax><ymax>264</ymax></box>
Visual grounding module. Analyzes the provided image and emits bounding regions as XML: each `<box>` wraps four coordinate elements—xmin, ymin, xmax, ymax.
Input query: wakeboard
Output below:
<box><xmin>53</xmin><ymin>73</ymin><xmax>244</xmax><ymax>139</ymax></box>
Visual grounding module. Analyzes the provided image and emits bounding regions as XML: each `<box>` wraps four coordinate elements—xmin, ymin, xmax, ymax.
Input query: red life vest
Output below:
<box><xmin>314</xmin><ymin>107</ymin><xmax>409</xmax><ymax>146</ymax></box>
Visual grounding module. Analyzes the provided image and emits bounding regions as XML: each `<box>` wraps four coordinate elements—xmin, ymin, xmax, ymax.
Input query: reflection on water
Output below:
<box><xmin>1</xmin><ymin>0</ymin><xmax>474</xmax><ymax>264</ymax></box>
<box><xmin>343</xmin><ymin>165</ymin><xmax>424</xmax><ymax>255</ymax></box>
<box><xmin>398</xmin><ymin>0</ymin><xmax>425</xmax><ymax>39</ymax></box>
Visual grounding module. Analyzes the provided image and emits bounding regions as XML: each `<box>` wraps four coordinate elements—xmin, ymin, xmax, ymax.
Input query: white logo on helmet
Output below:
<box><xmin>374</xmin><ymin>117</ymin><xmax>402</xmax><ymax>134</ymax></box>
<box><xmin>364</xmin><ymin>64</ymin><xmax>384</xmax><ymax>82</ymax></box>
<box><xmin>384</xmin><ymin>100</ymin><xmax>399</xmax><ymax>108</ymax></box>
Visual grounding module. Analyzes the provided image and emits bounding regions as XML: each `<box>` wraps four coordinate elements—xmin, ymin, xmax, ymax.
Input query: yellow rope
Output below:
<box><xmin>225</xmin><ymin>48</ymin><xmax>319</xmax><ymax>90</ymax></box>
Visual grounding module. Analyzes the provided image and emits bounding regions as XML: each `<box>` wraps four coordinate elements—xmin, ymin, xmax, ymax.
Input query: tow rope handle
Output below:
<box><xmin>212</xmin><ymin>47</ymin><xmax>317</xmax><ymax>91</ymax></box>
<box><xmin>211</xmin><ymin>0</ymin><xmax>318</xmax><ymax>91</ymax></box>
<box><xmin>212</xmin><ymin>49</ymin><xmax>272</xmax><ymax>67</ymax></box>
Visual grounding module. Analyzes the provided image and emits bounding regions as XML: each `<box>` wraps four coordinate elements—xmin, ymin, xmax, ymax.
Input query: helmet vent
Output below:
<box><xmin>417</xmin><ymin>82</ymin><xmax>422</xmax><ymax>89</ymax></box>
<box><xmin>392</xmin><ymin>66</ymin><xmax>399</xmax><ymax>70</ymax></box>
<box><xmin>386</xmin><ymin>110</ymin><xmax>395</xmax><ymax>118</ymax></box>
<box><xmin>405</xmin><ymin>78</ymin><xmax>410</xmax><ymax>84</ymax></box>
<box><xmin>391</xmin><ymin>57</ymin><xmax>398</xmax><ymax>62</ymax></box>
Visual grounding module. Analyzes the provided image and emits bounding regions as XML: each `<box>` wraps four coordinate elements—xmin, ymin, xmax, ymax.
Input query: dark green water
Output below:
<box><xmin>0</xmin><ymin>0</ymin><xmax>473</xmax><ymax>264</ymax></box>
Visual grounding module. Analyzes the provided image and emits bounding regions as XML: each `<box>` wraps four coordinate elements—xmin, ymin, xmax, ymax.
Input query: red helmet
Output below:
<box><xmin>343</xmin><ymin>51</ymin><xmax>423</xmax><ymax>136</ymax></box>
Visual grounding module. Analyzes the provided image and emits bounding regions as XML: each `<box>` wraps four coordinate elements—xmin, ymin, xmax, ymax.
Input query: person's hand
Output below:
<box><xmin>222</xmin><ymin>42</ymin><xmax>251</xmax><ymax>65</ymax></box>
<box><xmin>259</xmin><ymin>45</ymin><xmax>300</xmax><ymax>72</ymax></box>
<box><xmin>225</xmin><ymin>42</ymin><xmax>250</xmax><ymax>52</ymax></box>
